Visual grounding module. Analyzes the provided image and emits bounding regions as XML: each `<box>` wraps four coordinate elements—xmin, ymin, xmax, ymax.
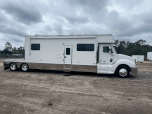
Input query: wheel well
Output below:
<box><xmin>115</xmin><ymin>64</ymin><xmax>131</xmax><ymax>74</ymax></box>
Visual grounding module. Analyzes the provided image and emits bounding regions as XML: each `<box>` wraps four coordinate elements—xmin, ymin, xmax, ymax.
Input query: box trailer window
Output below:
<box><xmin>77</xmin><ymin>44</ymin><xmax>94</xmax><ymax>51</ymax></box>
<box><xmin>103</xmin><ymin>46</ymin><xmax>109</xmax><ymax>53</ymax></box>
<box><xmin>66</xmin><ymin>48</ymin><xmax>70</xmax><ymax>55</ymax></box>
<box><xmin>31</xmin><ymin>44</ymin><xmax>40</xmax><ymax>50</ymax></box>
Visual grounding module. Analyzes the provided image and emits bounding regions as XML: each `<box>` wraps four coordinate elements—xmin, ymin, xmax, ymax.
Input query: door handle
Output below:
<box><xmin>64</xmin><ymin>56</ymin><xmax>66</xmax><ymax>58</ymax></box>
<box><xmin>110</xmin><ymin>59</ymin><xmax>113</xmax><ymax>62</ymax></box>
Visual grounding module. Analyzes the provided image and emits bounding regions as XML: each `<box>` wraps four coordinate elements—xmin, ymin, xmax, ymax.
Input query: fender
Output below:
<box><xmin>110</xmin><ymin>59</ymin><xmax>135</xmax><ymax>73</ymax></box>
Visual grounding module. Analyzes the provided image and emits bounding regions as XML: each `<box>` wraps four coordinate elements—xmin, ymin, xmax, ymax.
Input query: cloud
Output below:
<box><xmin>67</xmin><ymin>0</ymin><xmax>108</xmax><ymax>10</ymax></box>
<box><xmin>0</xmin><ymin>0</ymin><xmax>152</xmax><ymax>50</ymax></box>
<box><xmin>1</xmin><ymin>1</ymin><xmax>43</xmax><ymax>25</ymax></box>
<box><xmin>60</xmin><ymin>0</ymin><xmax>109</xmax><ymax>24</ymax></box>
<box><xmin>63</xmin><ymin>13</ymin><xmax>89</xmax><ymax>24</ymax></box>
<box><xmin>0</xmin><ymin>23</ymin><xmax>27</xmax><ymax>37</ymax></box>
<box><xmin>112</xmin><ymin>0</ymin><xmax>144</xmax><ymax>9</ymax></box>
<box><xmin>117</xmin><ymin>23</ymin><xmax>152</xmax><ymax>37</ymax></box>
<box><xmin>109</xmin><ymin>10</ymin><xmax>152</xmax><ymax>37</ymax></box>
<box><xmin>0</xmin><ymin>13</ymin><xmax>28</xmax><ymax>37</ymax></box>
<box><xmin>0</xmin><ymin>11</ymin><xmax>7</xmax><ymax>23</ymax></box>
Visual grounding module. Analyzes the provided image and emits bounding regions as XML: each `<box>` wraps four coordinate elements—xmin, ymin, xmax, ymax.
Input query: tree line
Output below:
<box><xmin>0</xmin><ymin>42</ymin><xmax>24</xmax><ymax>57</ymax></box>
<box><xmin>115</xmin><ymin>39</ymin><xmax>152</xmax><ymax>57</ymax></box>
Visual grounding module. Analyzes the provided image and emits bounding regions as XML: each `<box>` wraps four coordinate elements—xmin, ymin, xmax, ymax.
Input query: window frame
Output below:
<box><xmin>103</xmin><ymin>46</ymin><xmax>109</xmax><ymax>53</ymax></box>
<box><xmin>66</xmin><ymin>48</ymin><xmax>70</xmax><ymax>55</ymax></box>
<box><xmin>31</xmin><ymin>44</ymin><xmax>40</xmax><ymax>50</ymax></box>
<box><xmin>77</xmin><ymin>44</ymin><xmax>94</xmax><ymax>51</ymax></box>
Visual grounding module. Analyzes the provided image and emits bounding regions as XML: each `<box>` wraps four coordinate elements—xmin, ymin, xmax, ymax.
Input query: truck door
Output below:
<box><xmin>99</xmin><ymin>44</ymin><xmax>116</xmax><ymax>65</ymax></box>
<box><xmin>64</xmin><ymin>45</ymin><xmax>72</xmax><ymax>69</ymax></box>
<box><xmin>97</xmin><ymin>44</ymin><xmax>117</xmax><ymax>73</ymax></box>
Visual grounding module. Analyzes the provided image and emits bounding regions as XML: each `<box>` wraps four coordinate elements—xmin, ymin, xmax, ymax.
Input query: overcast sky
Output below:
<box><xmin>0</xmin><ymin>0</ymin><xmax>152</xmax><ymax>50</ymax></box>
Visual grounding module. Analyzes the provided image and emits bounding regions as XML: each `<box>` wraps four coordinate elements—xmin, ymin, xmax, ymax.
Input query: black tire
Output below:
<box><xmin>21</xmin><ymin>64</ymin><xmax>29</xmax><ymax>72</ymax></box>
<box><xmin>10</xmin><ymin>63</ymin><xmax>17</xmax><ymax>71</ymax></box>
<box><xmin>116</xmin><ymin>66</ymin><xmax>130</xmax><ymax>78</ymax></box>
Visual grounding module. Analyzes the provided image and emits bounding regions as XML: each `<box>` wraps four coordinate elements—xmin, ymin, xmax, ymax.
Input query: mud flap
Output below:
<box><xmin>4</xmin><ymin>67</ymin><xmax>9</xmax><ymax>70</ymax></box>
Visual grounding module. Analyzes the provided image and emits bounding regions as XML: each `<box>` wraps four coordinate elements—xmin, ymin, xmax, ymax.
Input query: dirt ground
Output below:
<box><xmin>0</xmin><ymin>59</ymin><xmax>152</xmax><ymax>114</ymax></box>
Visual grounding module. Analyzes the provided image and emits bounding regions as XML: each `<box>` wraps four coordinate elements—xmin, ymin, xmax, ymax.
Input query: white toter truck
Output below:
<box><xmin>3</xmin><ymin>34</ymin><xmax>137</xmax><ymax>78</ymax></box>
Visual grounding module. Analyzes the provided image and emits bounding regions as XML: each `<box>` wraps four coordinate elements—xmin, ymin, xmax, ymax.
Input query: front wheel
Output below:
<box><xmin>116</xmin><ymin>66</ymin><xmax>130</xmax><ymax>78</ymax></box>
<box><xmin>21</xmin><ymin>64</ymin><xmax>29</xmax><ymax>72</ymax></box>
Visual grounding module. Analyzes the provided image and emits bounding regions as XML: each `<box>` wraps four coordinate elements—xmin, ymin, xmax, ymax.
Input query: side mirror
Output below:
<box><xmin>109</xmin><ymin>46</ymin><xmax>112</xmax><ymax>54</ymax></box>
<box><xmin>109</xmin><ymin>50</ymin><xmax>111</xmax><ymax>54</ymax></box>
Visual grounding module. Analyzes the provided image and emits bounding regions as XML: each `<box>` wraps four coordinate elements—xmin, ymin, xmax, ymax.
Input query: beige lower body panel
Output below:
<box><xmin>72</xmin><ymin>65</ymin><xmax>97</xmax><ymax>72</ymax></box>
<box><xmin>15</xmin><ymin>62</ymin><xmax>97</xmax><ymax>73</ymax></box>
<box><xmin>64</xmin><ymin>64</ymin><xmax>72</xmax><ymax>69</ymax></box>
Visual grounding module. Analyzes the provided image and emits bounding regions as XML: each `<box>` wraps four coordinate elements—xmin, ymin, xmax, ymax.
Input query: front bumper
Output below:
<box><xmin>130</xmin><ymin>67</ymin><xmax>138</xmax><ymax>75</ymax></box>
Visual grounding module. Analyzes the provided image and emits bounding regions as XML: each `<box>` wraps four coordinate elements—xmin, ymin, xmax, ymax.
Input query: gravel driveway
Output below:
<box><xmin>0</xmin><ymin>59</ymin><xmax>152</xmax><ymax>114</ymax></box>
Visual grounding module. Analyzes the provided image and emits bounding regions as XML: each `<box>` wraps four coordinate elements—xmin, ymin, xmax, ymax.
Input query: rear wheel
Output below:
<box><xmin>10</xmin><ymin>63</ymin><xmax>17</xmax><ymax>71</ymax></box>
<box><xmin>116</xmin><ymin>66</ymin><xmax>130</xmax><ymax>78</ymax></box>
<box><xmin>21</xmin><ymin>64</ymin><xmax>29</xmax><ymax>72</ymax></box>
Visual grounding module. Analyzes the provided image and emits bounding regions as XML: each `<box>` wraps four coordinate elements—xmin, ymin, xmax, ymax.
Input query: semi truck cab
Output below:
<box><xmin>97</xmin><ymin>44</ymin><xmax>137</xmax><ymax>77</ymax></box>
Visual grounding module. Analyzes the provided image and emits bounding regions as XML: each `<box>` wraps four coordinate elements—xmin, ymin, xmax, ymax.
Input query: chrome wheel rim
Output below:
<box><xmin>119</xmin><ymin>68</ymin><xmax>127</xmax><ymax>77</ymax></box>
<box><xmin>10</xmin><ymin>64</ymin><xmax>16</xmax><ymax>70</ymax></box>
<box><xmin>22</xmin><ymin>64</ymin><xmax>28</xmax><ymax>71</ymax></box>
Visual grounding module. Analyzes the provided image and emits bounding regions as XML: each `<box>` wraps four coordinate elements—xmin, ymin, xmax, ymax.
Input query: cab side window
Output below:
<box><xmin>103</xmin><ymin>46</ymin><xmax>109</xmax><ymax>53</ymax></box>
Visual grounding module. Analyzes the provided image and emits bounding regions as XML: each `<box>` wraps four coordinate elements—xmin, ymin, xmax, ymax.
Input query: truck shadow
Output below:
<box><xmin>22</xmin><ymin>69</ymin><xmax>136</xmax><ymax>79</ymax></box>
<box><xmin>71</xmin><ymin>71</ymin><xmax>136</xmax><ymax>79</ymax></box>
